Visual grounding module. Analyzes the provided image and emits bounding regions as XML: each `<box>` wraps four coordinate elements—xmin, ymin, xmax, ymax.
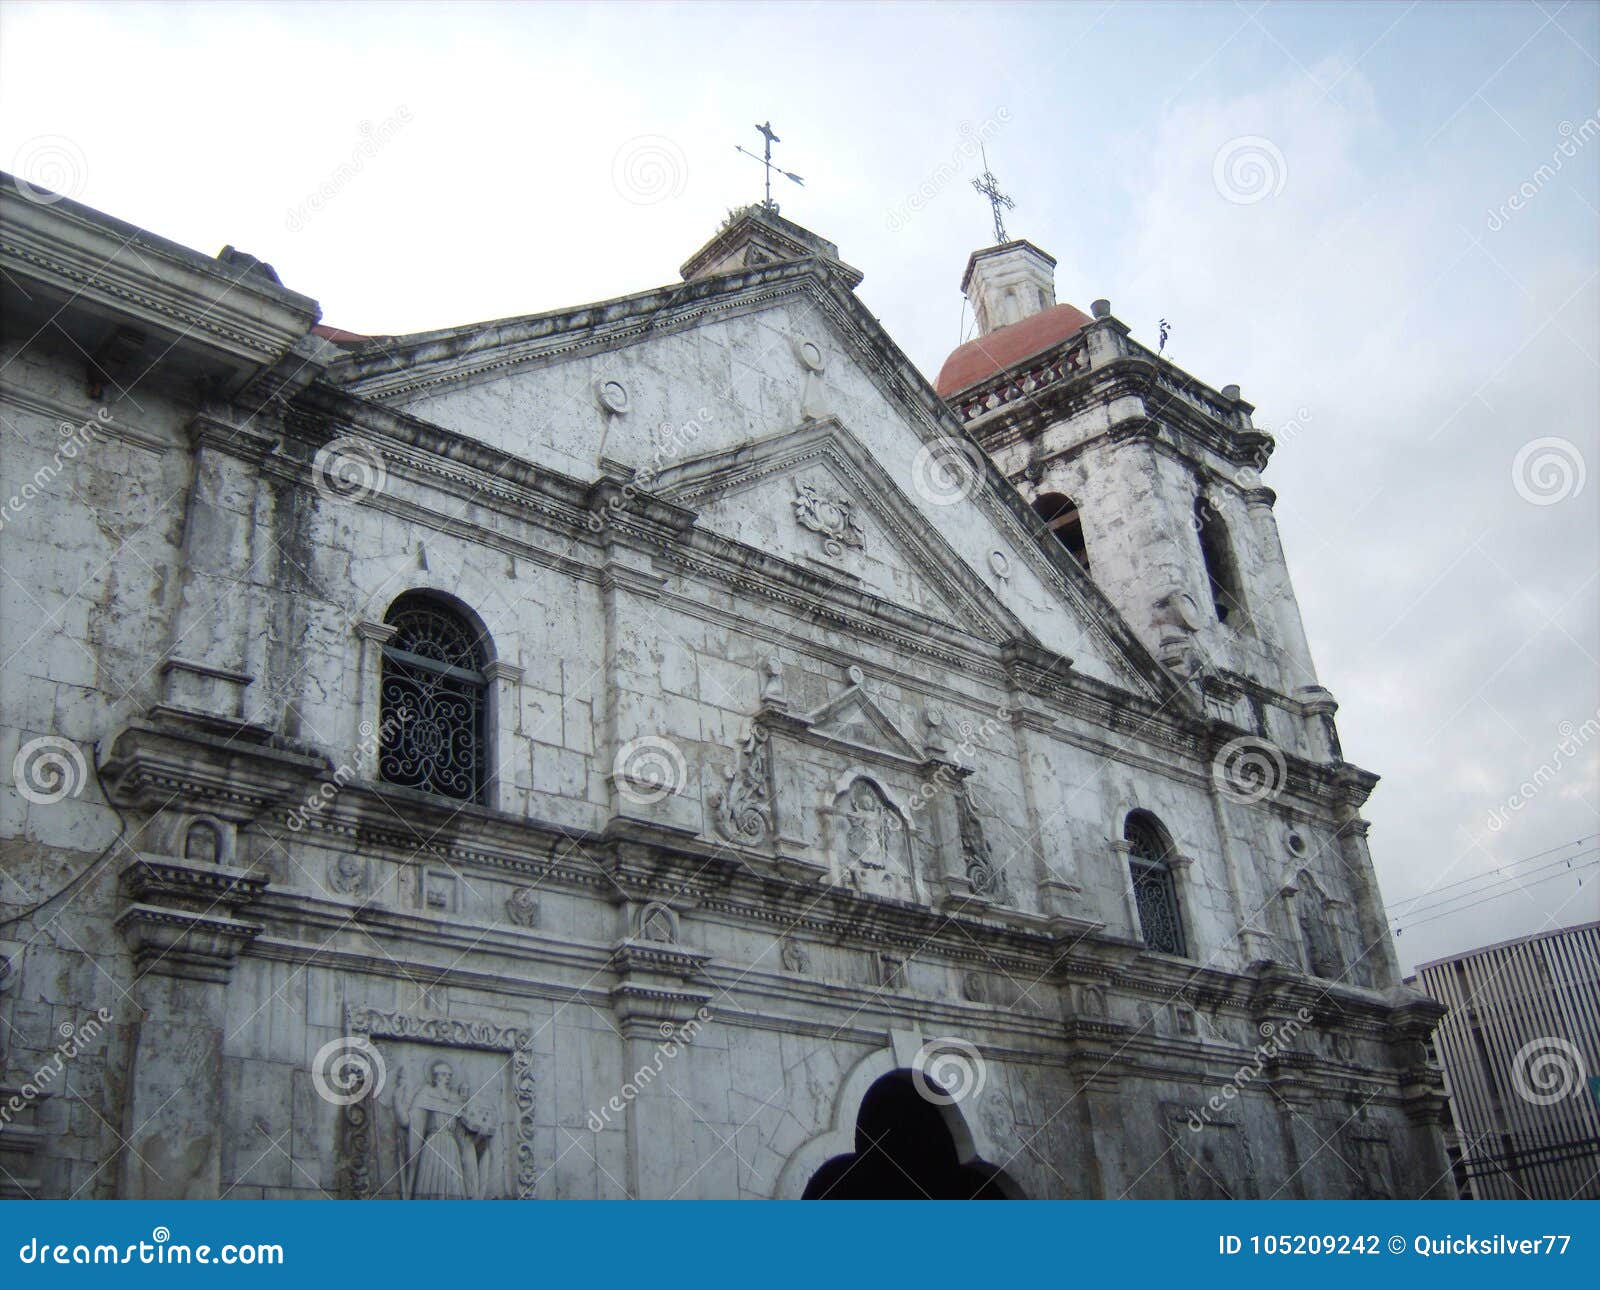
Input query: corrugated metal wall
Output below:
<box><xmin>1416</xmin><ymin>922</ymin><xmax>1599</xmax><ymax>1199</ymax></box>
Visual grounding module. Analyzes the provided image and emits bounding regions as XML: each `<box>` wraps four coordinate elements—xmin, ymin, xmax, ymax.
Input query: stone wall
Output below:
<box><xmin>0</xmin><ymin>197</ymin><xmax>1451</xmax><ymax>1199</ymax></box>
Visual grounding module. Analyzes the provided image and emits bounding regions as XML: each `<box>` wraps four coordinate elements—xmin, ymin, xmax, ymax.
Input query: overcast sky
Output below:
<box><xmin>3</xmin><ymin>0</ymin><xmax>1596</xmax><ymax>971</ymax></box>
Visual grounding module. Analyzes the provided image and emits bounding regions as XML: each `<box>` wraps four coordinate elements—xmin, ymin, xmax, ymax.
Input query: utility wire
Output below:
<box><xmin>1392</xmin><ymin>857</ymin><xmax>1599</xmax><ymax>934</ymax></box>
<box><xmin>1389</xmin><ymin>848</ymin><xmax>1599</xmax><ymax>920</ymax></box>
<box><xmin>1385</xmin><ymin>833</ymin><xmax>1598</xmax><ymax>907</ymax></box>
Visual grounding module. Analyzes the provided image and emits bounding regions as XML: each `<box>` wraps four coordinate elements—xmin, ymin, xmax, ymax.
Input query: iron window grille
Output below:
<box><xmin>1127</xmin><ymin>814</ymin><xmax>1186</xmax><ymax>956</ymax></box>
<box><xmin>379</xmin><ymin>596</ymin><xmax>489</xmax><ymax>803</ymax></box>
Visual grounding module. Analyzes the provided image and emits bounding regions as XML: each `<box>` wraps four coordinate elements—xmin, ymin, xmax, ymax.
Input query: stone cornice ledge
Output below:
<box><xmin>0</xmin><ymin>177</ymin><xmax>319</xmax><ymax>369</ymax></box>
<box><xmin>98</xmin><ymin>719</ymin><xmax>331</xmax><ymax>821</ymax></box>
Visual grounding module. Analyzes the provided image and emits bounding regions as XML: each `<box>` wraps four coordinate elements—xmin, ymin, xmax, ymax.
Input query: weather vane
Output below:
<box><xmin>736</xmin><ymin>121</ymin><xmax>805</xmax><ymax>212</ymax></box>
<box><xmin>971</xmin><ymin>144</ymin><xmax>1014</xmax><ymax>244</ymax></box>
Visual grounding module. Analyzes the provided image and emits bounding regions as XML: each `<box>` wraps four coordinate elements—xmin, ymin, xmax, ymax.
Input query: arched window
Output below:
<box><xmin>1126</xmin><ymin>811</ymin><xmax>1186</xmax><ymax>956</ymax></box>
<box><xmin>379</xmin><ymin>593</ymin><xmax>489</xmax><ymax>802</ymax></box>
<box><xmin>1194</xmin><ymin>497</ymin><xmax>1247</xmax><ymax>626</ymax></box>
<box><xmin>1033</xmin><ymin>493</ymin><xmax>1090</xmax><ymax>573</ymax></box>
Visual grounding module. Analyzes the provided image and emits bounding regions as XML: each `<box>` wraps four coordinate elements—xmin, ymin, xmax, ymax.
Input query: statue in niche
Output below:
<box><xmin>392</xmin><ymin>1059</ymin><xmax>496</xmax><ymax>1199</ymax></box>
<box><xmin>640</xmin><ymin>903</ymin><xmax>676</xmax><ymax>943</ymax></box>
<box><xmin>1293</xmin><ymin>870</ymin><xmax>1350</xmax><ymax>980</ymax></box>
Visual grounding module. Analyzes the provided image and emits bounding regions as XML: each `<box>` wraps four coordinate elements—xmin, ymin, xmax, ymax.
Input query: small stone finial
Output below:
<box><xmin>761</xmin><ymin>656</ymin><xmax>787</xmax><ymax>711</ymax></box>
<box><xmin>1221</xmin><ymin>383</ymin><xmax>1241</xmax><ymax>401</ymax></box>
<box><xmin>1090</xmin><ymin>298</ymin><xmax>1111</xmax><ymax>320</ymax></box>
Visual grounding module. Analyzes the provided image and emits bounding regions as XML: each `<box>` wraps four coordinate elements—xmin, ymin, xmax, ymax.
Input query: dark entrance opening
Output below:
<box><xmin>801</xmin><ymin>1071</ymin><xmax>1013</xmax><ymax>1199</ymax></box>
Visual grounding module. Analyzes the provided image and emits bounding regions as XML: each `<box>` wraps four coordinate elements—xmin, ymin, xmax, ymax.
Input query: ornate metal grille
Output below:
<box><xmin>379</xmin><ymin>598</ymin><xmax>488</xmax><ymax>802</ymax></box>
<box><xmin>1127</xmin><ymin>814</ymin><xmax>1186</xmax><ymax>956</ymax></box>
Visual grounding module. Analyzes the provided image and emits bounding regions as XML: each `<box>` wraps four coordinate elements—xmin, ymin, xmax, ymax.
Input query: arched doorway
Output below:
<box><xmin>801</xmin><ymin>1072</ymin><xmax>1015</xmax><ymax>1199</ymax></box>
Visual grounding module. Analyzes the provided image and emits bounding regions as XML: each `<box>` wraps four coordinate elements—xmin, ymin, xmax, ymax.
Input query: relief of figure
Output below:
<box><xmin>392</xmin><ymin>1060</ymin><xmax>496</xmax><ymax>1199</ymax></box>
<box><xmin>845</xmin><ymin>780</ymin><xmax>895</xmax><ymax>875</ymax></box>
<box><xmin>830</xmin><ymin>776</ymin><xmax>916</xmax><ymax>903</ymax></box>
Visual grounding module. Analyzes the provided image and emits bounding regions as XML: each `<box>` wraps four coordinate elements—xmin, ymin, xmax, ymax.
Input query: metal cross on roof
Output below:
<box><xmin>971</xmin><ymin>145</ymin><xmax>1015</xmax><ymax>245</ymax></box>
<box><xmin>736</xmin><ymin>121</ymin><xmax>805</xmax><ymax>212</ymax></box>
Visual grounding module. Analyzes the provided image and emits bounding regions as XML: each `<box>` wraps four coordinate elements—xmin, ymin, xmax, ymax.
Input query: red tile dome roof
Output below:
<box><xmin>935</xmin><ymin>302</ymin><xmax>1094</xmax><ymax>397</ymax></box>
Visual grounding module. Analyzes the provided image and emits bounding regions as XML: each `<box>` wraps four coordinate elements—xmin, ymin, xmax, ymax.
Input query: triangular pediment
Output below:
<box><xmin>653</xmin><ymin>419</ymin><xmax>1021</xmax><ymax>644</ymax></box>
<box><xmin>321</xmin><ymin>244</ymin><xmax>1190</xmax><ymax>709</ymax></box>
<box><xmin>802</xmin><ymin>677</ymin><xmax>926</xmax><ymax>763</ymax></box>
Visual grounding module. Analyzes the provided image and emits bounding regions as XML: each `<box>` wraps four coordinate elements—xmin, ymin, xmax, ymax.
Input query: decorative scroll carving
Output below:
<box><xmin>341</xmin><ymin>1009</ymin><xmax>534</xmax><ymax>1200</ymax></box>
<box><xmin>955</xmin><ymin>785</ymin><xmax>1006</xmax><ymax>899</ymax></box>
<box><xmin>712</xmin><ymin>725</ymin><xmax>773</xmax><ymax>845</ymax></box>
<box><xmin>792</xmin><ymin>479</ymin><xmax>865</xmax><ymax>557</ymax></box>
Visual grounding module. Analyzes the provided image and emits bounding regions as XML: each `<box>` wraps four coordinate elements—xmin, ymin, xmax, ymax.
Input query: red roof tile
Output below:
<box><xmin>935</xmin><ymin>303</ymin><xmax>1093</xmax><ymax>397</ymax></box>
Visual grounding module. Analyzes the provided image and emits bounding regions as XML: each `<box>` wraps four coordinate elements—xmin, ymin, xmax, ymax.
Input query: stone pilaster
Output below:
<box><xmin>113</xmin><ymin>855</ymin><xmax>266</xmax><ymax>1200</ymax></box>
<box><xmin>607</xmin><ymin>926</ymin><xmax>713</xmax><ymax>1200</ymax></box>
<box><xmin>156</xmin><ymin>413</ymin><xmax>276</xmax><ymax>736</ymax></box>
<box><xmin>1334</xmin><ymin>816</ymin><xmax>1402</xmax><ymax>988</ymax></box>
<box><xmin>1243</xmin><ymin>487</ymin><xmax>1318</xmax><ymax>692</ymax></box>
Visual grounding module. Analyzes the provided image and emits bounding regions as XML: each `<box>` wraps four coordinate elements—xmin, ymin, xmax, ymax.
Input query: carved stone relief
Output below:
<box><xmin>340</xmin><ymin>1009</ymin><xmax>534</xmax><ymax>1200</ymax></box>
<box><xmin>876</xmin><ymin>952</ymin><xmax>907</xmax><ymax>991</ymax></box>
<box><xmin>712</xmin><ymin>725</ymin><xmax>773</xmax><ymax>845</ymax></box>
<box><xmin>327</xmin><ymin>855</ymin><xmax>371</xmax><ymax>898</ymax></box>
<box><xmin>779</xmin><ymin>935</ymin><xmax>810</xmax><ymax>975</ymax></box>
<box><xmin>638</xmin><ymin>901</ymin><xmax>678</xmax><ymax>943</ymax></box>
<box><xmin>1342</xmin><ymin>1120</ymin><xmax>1398</xmax><ymax>1199</ymax></box>
<box><xmin>1164</xmin><ymin>1103</ymin><xmax>1258</xmax><ymax>1199</ymax></box>
<box><xmin>504</xmin><ymin>886</ymin><xmax>541</xmax><ymax>928</ymax></box>
<box><xmin>955</xmin><ymin>784</ymin><xmax>1006</xmax><ymax>899</ymax></box>
<box><xmin>824</xmin><ymin>774</ymin><xmax>918</xmax><ymax>903</ymax></box>
<box><xmin>792</xmin><ymin>478</ymin><xmax>865</xmax><ymax>558</ymax></box>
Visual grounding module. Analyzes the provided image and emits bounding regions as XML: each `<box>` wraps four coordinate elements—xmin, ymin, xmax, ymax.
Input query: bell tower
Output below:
<box><xmin>935</xmin><ymin>239</ymin><xmax>1337</xmax><ymax>759</ymax></box>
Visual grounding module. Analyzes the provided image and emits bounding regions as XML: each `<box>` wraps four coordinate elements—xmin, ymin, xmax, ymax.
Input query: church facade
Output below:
<box><xmin>0</xmin><ymin>180</ymin><xmax>1453</xmax><ymax>1199</ymax></box>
